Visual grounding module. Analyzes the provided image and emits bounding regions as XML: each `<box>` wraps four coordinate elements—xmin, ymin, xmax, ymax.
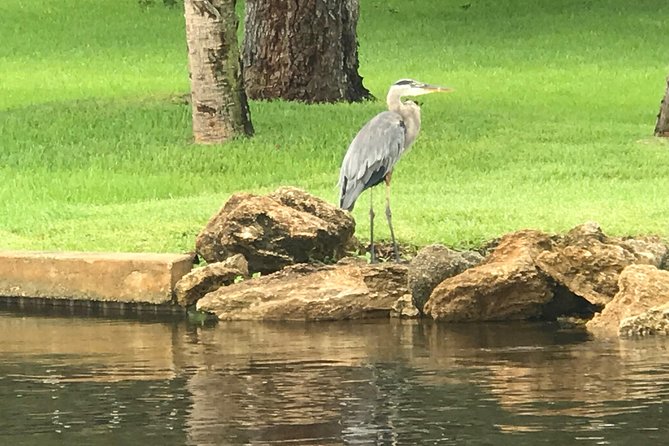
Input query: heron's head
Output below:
<box><xmin>389</xmin><ymin>79</ymin><xmax>453</xmax><ymax>98</ymax></box>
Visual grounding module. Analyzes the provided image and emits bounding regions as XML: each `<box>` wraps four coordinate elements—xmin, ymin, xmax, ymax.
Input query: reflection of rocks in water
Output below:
<box><xmin>174</xmin><ymin>319</ymin><xmax>669</xmax><ymax>442</ymax></box>
<box><xmin>415</xmin><ymin>323</ymin><xmax>669</xmax><ymax>419</ymax></box>
<box><xmin>175</xmin><ymin>321</ymin><xmax>669</xmax><ymax>443</ymax></box>
<box><xmin>177</xmin><ymin>321</ymin><xmax>522</xmax><ymax>444</ymax></box>
<box><xmin>177</xmin><ymin>321</ymin><xmax>415</xmax><ymax>444</ymax></box>
<box><xmin>5</xmin><ymin>313</ymin><xmax>668</xmax><ymax>443</ymax></box>
<box><xmin>0</xmin><ymin>315</ymin><xmax>175</xmax><ymax>382</ymax></box>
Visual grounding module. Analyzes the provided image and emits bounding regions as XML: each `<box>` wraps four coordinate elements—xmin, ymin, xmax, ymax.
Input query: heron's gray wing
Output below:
<box><xmin>338</xmin><ymin>111</ymin><xmax>406</xmax><ymax>210</ymax></box>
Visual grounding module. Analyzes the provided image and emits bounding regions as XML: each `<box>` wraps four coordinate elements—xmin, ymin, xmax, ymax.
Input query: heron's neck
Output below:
<box><xmin>387</xmin><ymin>92</ymin><xmax>421</xmax><ymax>148</ymax></box>
<box><xmin>386</xmin><ymin>89</ymin><xmax>406</xmax><ymax>114</ymax></box>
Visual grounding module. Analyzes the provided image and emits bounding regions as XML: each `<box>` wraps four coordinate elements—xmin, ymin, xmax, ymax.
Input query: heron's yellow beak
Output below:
<box><xmin>423</xmin><ymin>84</ymin><xmax>454</xmax><ymax>93</ymax></box>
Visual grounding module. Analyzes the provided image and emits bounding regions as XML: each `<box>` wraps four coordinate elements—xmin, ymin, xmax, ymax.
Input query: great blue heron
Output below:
<box><xmin>338</xmin><ymin>79</ymin><xmax>453</xmax><ymax>262</ymax></box>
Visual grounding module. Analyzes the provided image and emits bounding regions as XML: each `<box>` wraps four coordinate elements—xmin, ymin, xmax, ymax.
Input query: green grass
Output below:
<box><xmin>2</xmin><ymin>0</ymin><xmax>669</xmax><ymax>253</ymax></box>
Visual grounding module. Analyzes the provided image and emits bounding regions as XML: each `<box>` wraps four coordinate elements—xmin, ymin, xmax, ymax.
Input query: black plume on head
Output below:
<box><xmin>393</xmin><ymin>79</ymin><xmax>416</xmax><ymax>86</ymax></box>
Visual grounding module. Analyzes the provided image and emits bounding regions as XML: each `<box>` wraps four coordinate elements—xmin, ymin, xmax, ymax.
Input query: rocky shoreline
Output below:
<box><xmin>176</xmin><ymin>187</ymin><xmax>669</xmax><ymax>338</ymax></box>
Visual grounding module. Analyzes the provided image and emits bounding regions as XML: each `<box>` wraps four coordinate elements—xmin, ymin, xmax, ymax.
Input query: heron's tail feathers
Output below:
<box><xmin>339</xmin><ymin>176</ymin><xmax>362</xmax><ymax>211</ymax></box>
<box><xmin>340</xmin><ymin>195</ymin><xmax>356</xmax><ymax>211</ymax></box>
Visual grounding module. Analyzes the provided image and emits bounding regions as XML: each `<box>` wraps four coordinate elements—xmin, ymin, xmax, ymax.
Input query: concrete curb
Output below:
<box><xmin>0</xmin><ymin>251</ymin><xmax>194</xmax><ymax>305</ymax></box>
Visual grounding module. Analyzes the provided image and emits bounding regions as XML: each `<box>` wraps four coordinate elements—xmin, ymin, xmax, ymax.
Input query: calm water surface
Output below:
<box><xmin>1</xmin><ymin>309</ymin><xmax>668</xmax><ymax>445</ymax></box>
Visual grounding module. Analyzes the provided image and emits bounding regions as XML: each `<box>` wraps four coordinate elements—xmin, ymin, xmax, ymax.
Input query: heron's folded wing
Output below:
<box><xmin>338</xmin><ymin>111</ymin><xmax>406</xmax><ymax>210</ymax></box>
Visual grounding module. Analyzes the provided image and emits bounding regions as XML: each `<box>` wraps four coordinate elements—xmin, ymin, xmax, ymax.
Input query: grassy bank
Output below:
<box><xmin>1</xmin><ymin>0</ymin><xmax>668</xmax><ymax>253</ymax></box>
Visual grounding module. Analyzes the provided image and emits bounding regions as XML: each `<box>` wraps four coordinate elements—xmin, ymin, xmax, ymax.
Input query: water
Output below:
<box><xmin>1</xmin><ymin>309</ymin><xmax>668</xmax><ymax>445</ymax></box>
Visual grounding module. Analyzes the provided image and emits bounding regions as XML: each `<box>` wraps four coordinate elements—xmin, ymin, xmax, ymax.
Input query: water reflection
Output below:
<box><xmin>0</xmin><ymin>310</ymin><xmax>668</xmax><ymax>445</ymax></box>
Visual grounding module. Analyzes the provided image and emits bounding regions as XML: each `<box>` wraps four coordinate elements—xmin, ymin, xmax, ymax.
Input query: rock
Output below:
<box><xmin>616</xmin><ymin>236</ymin><xmax>668</xmax><ymax>268</ymax></box>
<box><xmin>195</xmin><ymin>187</ymin><xmax>355</xmax><ymax>274</ymax></box>
<box><xmin>197</xmin><ymin>262</ymin><xmax>408</xmax><ymax>321</ymax></box>
<box><xmin>424</xmin><ymin>262</ymin><xmax>553</xmax><ymax>321</ymax></box>
<box><xmin>267</xmin><ymin>187</ymin><xmax>346</xmax><ymax>227</ymax></box>
<box><xmin>391</xmin><ymin>294</ymin><xmax>420</xmax><ymax>318</ymax></box>
<box><xmin>619</xmin><ymin>303</ymin><xmax>669</xmax><ymax>337</ymax></box>
<box><xmin>175</xmin><ymin>254</ymin><xmax>250</xmax><ymax>307</ymax></box>
<box><xmin>562</xmin><ymin>220</ymin><xmax>604</xmax><ymax>243</ymax></box>
<box><xmin>424</xmin><ymin>230</ymin><xmax>554</xmax><ymax>321</ymax></box>
<box><xmin>536</xmin><ymin>222</ymin><xmax>638</xmax><ymax>307</ymax></box>
<box><xmin>408</xmin><ymin>244</ymin><xmax>483</xmax><ymax>315</ymax></box>
<box><xmin>586</xmin><ymin>264</ymin><xmax>669</xmax><ymax>336</ymax></box>
<box><xmin>484</xmin><ymin>229</ymin><xmax>556</xmax><ymax>263</ymax></box>
<box><xmin>217</xmin><ymin>252</ymin><xmax>250</xmax><ymax>274</ymax></box>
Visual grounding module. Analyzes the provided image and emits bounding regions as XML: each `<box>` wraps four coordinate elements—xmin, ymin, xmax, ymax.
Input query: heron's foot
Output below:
<box><xmin>364</xmin><ymin>242</ymin><xmax>408</xmax><ymax>264</ymax></box>
<box><xmin>390</xmin><ymin>236</ymin><xmax>400</xmax><ymax>262</ymax></box>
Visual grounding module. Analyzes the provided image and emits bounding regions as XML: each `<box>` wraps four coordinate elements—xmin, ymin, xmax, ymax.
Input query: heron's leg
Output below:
<box><xmin>369</xmin><ymin>188</ymin><xmax>376</xmax><ymax>264</ymax></box>
<box><xmin>385</xmin><ymin>175</ymin><xmax>400</xmax><ymax>262</ymax></box>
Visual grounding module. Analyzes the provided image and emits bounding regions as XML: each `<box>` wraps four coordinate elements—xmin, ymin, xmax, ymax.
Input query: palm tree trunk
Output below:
<box><xmin>184</xmin><ymin>0</ymin><xmax>253</xmax><ymax>143</ymax></box>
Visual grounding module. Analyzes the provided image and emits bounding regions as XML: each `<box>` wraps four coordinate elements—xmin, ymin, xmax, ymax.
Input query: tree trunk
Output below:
<box><xmin>242</xmin><ymin>0</ymin><xmax>371</xmax><ymax>103</ymax></box>
<box><xmin>655</xmin><ymin>76</ymin><xmax>669</xmax><ymax>137</ymax></box>
<box><xmin>184</xmin><ymin>0</ymin><xmax>253</xmax><ymax>143</ymax></box>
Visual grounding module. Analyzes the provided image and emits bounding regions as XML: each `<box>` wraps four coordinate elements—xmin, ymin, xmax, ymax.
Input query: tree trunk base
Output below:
<box><xmin>243</xmin><ymin>0</ymin><xmax>371</xmax><ymax>103</ymax></box>
<box><xmin>654</xmin><ymin>76</ymin><xmax>669</xmax><ymax>137</ymax></box>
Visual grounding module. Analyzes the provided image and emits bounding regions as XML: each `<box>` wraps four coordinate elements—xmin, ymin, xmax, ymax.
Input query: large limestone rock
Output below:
<box><xmin>536</xmin><ymin>222</ymin><xmax>667</xmax><ymax>307</ymax></box>
<box><xmin>197</xmin><ymin>262</ymin><xmax>408</xmax><ymax>321</ymax></box>
<box><xmin>586</xmin><ymin>264</ymin><xmax>669</xmax><ymax>336</ymax></box>
<box><xmin>619</xmin><ymin>303</ymin><xmax>669</xmax><ymax>337</ymax></box>
<box><xmin>408</xmin><ymin>244</ymin><xmax>483</xmax><ymax>315</ymax></box>
<box><xmin>174</xmin><ymin>254</ymin><xmax>249</xmax><ymax>307</ymax></box>
<box><xmin>617</xmin><ymin>236</ymin><xmax>668</xmax><ymax>268</ymax></box>
<box><xmin>196</xmin><ymin>187</ymin><xmax>355</xmax><ymax>274</ymax></box>
<box><xmin>424</xmin><ymin>230</ymin><xmax>555</xmax><ymax>321</ymax></box>
<box><xmin>484</xmin><ymin>229</ymin><xmax>556</xmax><ymax>263</ymax></box>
